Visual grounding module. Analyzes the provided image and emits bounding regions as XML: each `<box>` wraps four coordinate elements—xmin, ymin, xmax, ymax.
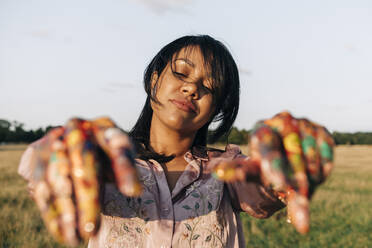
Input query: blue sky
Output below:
<box><xmin>1</xmin><ymin>0</ymin><xmax>371</xmax><ymax>132</ymax></box>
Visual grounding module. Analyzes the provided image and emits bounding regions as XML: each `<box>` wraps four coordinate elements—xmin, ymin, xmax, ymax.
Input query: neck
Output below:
<box><xmin>149</xmin><ymin>118</ymin><xmax>196</xmax><ymax>158</ymax></box>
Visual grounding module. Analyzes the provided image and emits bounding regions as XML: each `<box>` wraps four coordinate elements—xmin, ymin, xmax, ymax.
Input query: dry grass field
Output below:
<box><xmin>0</xmin><ymin>145</ymin><xmax>371</xmax><ymax>247</ymax></box>
<box><xmin>240</xmin><ymin>145</ymin><xmax>372</xmax><ymax>248</ymax></box>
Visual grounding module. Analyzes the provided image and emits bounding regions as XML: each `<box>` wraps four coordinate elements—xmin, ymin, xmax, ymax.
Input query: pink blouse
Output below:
<box><xmin>18</xmin><ymin>144</ymin><xmax>284</xmax><ymax>248</ymax></box>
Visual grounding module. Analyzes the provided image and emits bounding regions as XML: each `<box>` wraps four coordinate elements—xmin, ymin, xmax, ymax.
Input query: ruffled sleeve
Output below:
<box><xmin>18</xmin><ymin>144</ymin><xmax>37</xmax><ymax>181</ymax></box>
<box><xmin>18</xmin><ymin>138</ymin><xmax>46</xmax><ymax>195</ymax></box>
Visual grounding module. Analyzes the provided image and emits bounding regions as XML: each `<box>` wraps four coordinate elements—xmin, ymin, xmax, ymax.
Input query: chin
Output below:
<box><xmin>164</xmin><ymin>115</ymin><xmax>202</xmax><ymax>133</ymax></box>
<box><xmin>152</xmin><ymin>107</ymin><xmax>206</xmax><ymax>133</ymax></box>
<box><xmin>165</xmin><ymin>115</ymin><xmax>189</xmax><ymax>129</ymax></box>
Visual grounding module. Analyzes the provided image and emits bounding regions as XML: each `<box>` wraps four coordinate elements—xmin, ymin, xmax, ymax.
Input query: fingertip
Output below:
<box><xmin>92</xmin><ymin>117</ymin><xmax>116</xmax><ymax>128</ymax></box>
<box><xmin>118</xmin><ymin>169</ymin><xmax>143</xmax><ymax>197</ymax></box>
<box><xmin>108</xmin><ymin>131</ymin><xmax>132</xmax><ymax>150</ymax></box>
<box><xmin>46</xmin><ymin>126</ymin><xmax>65</xmax><ymax>139</ymax></box>
<box><xmin>120</xmin><ymin>181</ymin><xmax>143</xmax><ymax>197</ymax></box>
<box><xmin>212</xmin><ymin>161</ymin><xmax>236</xmax><ymax>182</ymax></box>
<box><xmin>287</xmin><ymin>191</ymin><xmax>310</xmax><ymax>235</ymax></box>
<box><xmin>322</xmin><ymin>162</ymin><xmax>333</xmax><ymax>179</ymax></box>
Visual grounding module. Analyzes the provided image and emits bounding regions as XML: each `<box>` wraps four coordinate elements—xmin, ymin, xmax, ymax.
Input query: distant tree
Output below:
<box><xmin>0</xmin><ymin>119</ymin><xmax>11</xmax><ymax>142</ymax></box>
<box><xmin>0</xmin><ymin>119</ymin><xmax>11</xmax><ymax>129</ymax></box>
<box><xmin>208</xmin><ymin>126</ymin><xmax>250</xmax><ymax>145</ymax></box>
<box><xmin>332</xmin><ymin>131</ymin><xmax>372</xmax><ymax>145</ymax></box>
<box><xmin>0</xmin><ymin>119</ymin><xmax>50</xmax><ymax>143</ymax></box>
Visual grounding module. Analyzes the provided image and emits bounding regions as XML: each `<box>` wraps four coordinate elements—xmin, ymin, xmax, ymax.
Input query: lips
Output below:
<box><xmin>170</xmin><ymin>99</ymin><xmax>196</xmax><ymax>113</ymax></box>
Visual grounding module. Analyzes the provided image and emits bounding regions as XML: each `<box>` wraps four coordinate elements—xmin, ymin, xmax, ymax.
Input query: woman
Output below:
<box><xmin>18</xmin><ymin>35</ymin><xmax>334</xmax><ymax>248</ymax></box>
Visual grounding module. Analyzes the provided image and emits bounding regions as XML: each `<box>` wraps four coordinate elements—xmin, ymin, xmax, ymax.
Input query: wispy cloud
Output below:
<box><xmin>101</xmin><ymin>87</ymin><xmax>117</xmax><ymax>94</ymax></box>
<box><xmin>101</xmin><ymin>81</ymin><xmax>140</xmax><ymax>94</ymax></box>
<box><xmin>131</xmin><ymin>0</ymin><xmax>194</xmax><ymax>15</ymax></box>
<box><xmin>108</xmin><ymin>82</ymin><xmax>139</xmax><ymax>89</ymax></box>
<box><xmin>344</xmin><ymin>43</ymin><xmax>357</xmax><ymax>53</ymax></box>
<box><xmin>29</xmin><ymin>29</ymin><xmax>53</xmax><ymax>39</ymax></box>
<box><xmin>28</xmin><ymin>29</ymin><xmax>74</xmax><ymax>44</ymax></box>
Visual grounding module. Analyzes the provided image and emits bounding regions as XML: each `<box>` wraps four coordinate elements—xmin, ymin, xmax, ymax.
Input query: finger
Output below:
<box><xmin>212</xmin><ymin>157</ymin><xmax>260</xmax><ymax>183</ymax></box>
<box><xmin>263</xmin><ymin>112</ymin><xmax>310</xmax><ymax>234</ymax></box>
<box><xmin>65</xmin><ymin>118</ymin><xmax>101</xmax><ymax>240</ymax></box>
<box><xmin>32</xmin><ymin>127</ymin><xmax>65</xmax><ymax>181</ymax></box>
<box><xmin>298</xmin><ymin>119</ymin><xmax>322</xmax><ymax>196</ymax></box>
<box><xmin>264</xmin><ymin>112</ymin><xmax>309</xmax><ymax>197</ymax></box>
<box><xmin>249</xmin><ymin>124</ymin><xmax>291</xmax><ymax>192</ymax></box>
<box><xmin>315</xmin><ymin>125</ymin><xmax>335</xmax><ymax>181</ymax></box>
<box><xmin>91</xmin><ymin>117</ymin><xmax>143</xmax><ymax>197</ymax></box>
<box><xmin>286</xmin><ymin>190</ymin><xmax>310</xmax><ymax>234</ymax></box>
<box><xmin>34</xmin><ymin>181</ymin><xmax>64</xmax><ymax>242</ymax></box>
<box><xmin>32</xmin><ymin>127</ymin><xmax>66</xmax><ymax>242</ymax></box>
<box><xmin>47</xmin><ymin>139</ymin><xmax>79</xmax><ymax>246</ymax></box>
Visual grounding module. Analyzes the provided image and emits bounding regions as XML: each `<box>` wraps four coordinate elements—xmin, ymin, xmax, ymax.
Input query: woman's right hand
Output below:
<box><xmin>29</xmin><ymin>117</ymin><xmax>142</xmax><ymax>246</ymax></box>
<box><xmin>212</xmin><ymin>112</ymin><xmax>335</xmax><ymax>234</ymax></box>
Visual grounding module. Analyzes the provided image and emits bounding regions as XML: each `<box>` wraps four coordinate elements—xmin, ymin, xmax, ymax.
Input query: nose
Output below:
<box><xmin>181</xmin><ymin>82</ymin><xmax>199</xmax><ymax>99</ymax></box>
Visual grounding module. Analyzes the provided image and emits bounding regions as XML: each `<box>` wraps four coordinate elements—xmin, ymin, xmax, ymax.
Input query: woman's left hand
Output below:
<box><xmin>213</xmin><ymin>111</ymin><xmax>335</xmax><ymax>234</ymax></box>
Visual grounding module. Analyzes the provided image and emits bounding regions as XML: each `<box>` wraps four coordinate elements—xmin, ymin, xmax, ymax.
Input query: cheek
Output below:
<box><xmin>154</xmin><ymin>79</ymin><xmax>180</xmax><ymax>104</ymax></box>
<box><xmin>197</xmin><ymin>96</ymin><xmax>215</xmax><ymax>122</ymax></box>
<box><xmin>152</xmin><ymin>100</ymin><xmax>188</xmax><ymax>126</ymax></box>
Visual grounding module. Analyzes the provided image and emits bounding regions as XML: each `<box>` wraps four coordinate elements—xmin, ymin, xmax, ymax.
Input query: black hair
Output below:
<box><xmin>128</xmin><ymin>35</ymin><xmax>240</xmax><ymax>162</ymax></box>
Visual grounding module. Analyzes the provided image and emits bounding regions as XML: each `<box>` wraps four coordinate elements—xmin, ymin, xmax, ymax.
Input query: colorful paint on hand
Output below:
<box><xmin>212</xmin><ymin>111</ymin><xmax>335</xmax><ymax>235</ymax></box>
<box><xmin>32</xmin><ymin>117</ymin><xmax>142</xmax><ymax>245</ymax></box>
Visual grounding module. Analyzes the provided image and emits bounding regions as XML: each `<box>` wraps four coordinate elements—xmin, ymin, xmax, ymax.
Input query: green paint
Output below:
<box><xmin>272</xmin><ymin>158</ymin><xmax>283</xmax><ymax>170</ymax></box>
<box><xmin>212</xmin><ymin>172</ymin><xmax>218</xmax><ymax>179</ymax></box>
<box><xmin>302</xmin><ymin>136</ymin><xmax>316</xmax><ymax>154</ymax></box>
<box><xmin>49</xmin><ymin>153</ymin><xmax>57</xmax><ymax>163</ymax></box>
<box><xmin>271</xmin><ymin>126</ymin><xmax>279</xmax><ymax>133</ymax></box>
<box><xmin>320</xmin><ymin>142</ymin><xmax>333</xmax><ymax>160</ymax></box>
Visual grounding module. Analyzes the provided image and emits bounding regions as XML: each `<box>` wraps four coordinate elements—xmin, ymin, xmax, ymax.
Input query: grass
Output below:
<box><xmin>240</xmin><ymin>145</ymin><xmax>372</xmax><ymax>248</ymax></box>
<box><xmin>0</xmin><ymin>145</ymin><xmax>371</xmax><ymax>247</ymax></box>
<box><xmin>0</xmin><ymin>145</ymin><xmax>86</xmax><ymax>248</ymax></box>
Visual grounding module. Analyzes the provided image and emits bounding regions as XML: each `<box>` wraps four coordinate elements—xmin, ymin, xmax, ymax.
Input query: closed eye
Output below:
<box><xmin>173</xmin><ymin>71</ymin><xmax>187</xmax><ymax>78</ymax></box>
<box><xmin>174</xmin><ymin>71</ymin><xmax>214</xmax><ymax>94</ymax></box>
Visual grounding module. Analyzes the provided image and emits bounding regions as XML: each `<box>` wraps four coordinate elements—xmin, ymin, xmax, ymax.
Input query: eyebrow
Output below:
<box><xmin>174</xmin><ymin>58</ymin><xmax>195</xmax><ymax>68</ymax></box>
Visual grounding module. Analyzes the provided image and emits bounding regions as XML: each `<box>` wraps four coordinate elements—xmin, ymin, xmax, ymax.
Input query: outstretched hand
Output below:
<box><xmin>29</xmin><ymin>117</ymin><xmax>142</xmax><ymax>246</ymax></box>
<box><xmin>213</xmin><ymin>112</ymin><xmax>335</xmax><ymax>234</ymax></box>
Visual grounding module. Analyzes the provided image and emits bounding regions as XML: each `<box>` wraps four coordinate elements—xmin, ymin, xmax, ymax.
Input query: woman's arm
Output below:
<box><xmin>17</xmin><ymin>117</ymin><xmax>143</xmax><ymax>246</ymax></box>
<box><xmin>212</xmin><ymin>112</ymin><xmax>335</xmax><ymax>234</ymax></box>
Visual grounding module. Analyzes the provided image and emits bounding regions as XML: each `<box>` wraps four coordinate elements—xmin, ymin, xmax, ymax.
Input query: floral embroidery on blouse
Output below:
<box><xmin>177</xmin><ymin>210</ymin><xmax>227</xmax><ymax>248</ymax></box>
<box><xmin>103</xmin><ymin>183</ymin><xmax>154</xmax><ymax>220</ymax></box>
<box><xmin>180</xmin><ymin>177</ymin><xmax>223</xmax><ymax>217</ymax></box>
<box><xmin>173</xmin><ymin>176</ymin><xmax>226</xmax><ymax>247</ymax></box>
<box><xmin>104</xmin><ymin>216</ymin><xmax>149</xmax><ymax>248</ymax></box>
<box><xmin>139</xmin><ymin>173</ymin><xmax>156</xmax><ymax>189</ymax></box>
<box><xmin>103</xmin><ymin>183</ymin><xmax>153</xmax><ymax>248</ymax></box>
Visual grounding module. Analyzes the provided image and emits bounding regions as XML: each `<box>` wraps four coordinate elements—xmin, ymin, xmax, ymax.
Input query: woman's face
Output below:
<box><xmin>151</xmin><ymin>46</ymin><xmax>215</xmax><ymax>135</ymax></box>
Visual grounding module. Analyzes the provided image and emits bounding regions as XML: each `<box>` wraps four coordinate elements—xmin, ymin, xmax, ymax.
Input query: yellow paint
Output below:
<box><xmin>283</xmin><ymin>133</ymin><xmax>302</xmax><ymax>154</ymax></box>
<box><xmin>66</xmin><ymin>129</ymin><xmax>83</xmax><ymax>147</ymax></box>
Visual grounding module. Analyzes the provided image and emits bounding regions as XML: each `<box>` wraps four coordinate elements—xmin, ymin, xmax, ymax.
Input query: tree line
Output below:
<box><xmin>332</xmin><ymin>132</ymin><xmax>372</xmax><ymax>145</ymax></box>
<box><xmin>0</xmin><ymin>119</ymin><xmax>55</xmax><ymax>144</ymax></box>
<box><xmin>1</xmin><ymin>119</ymin><xmax>372</xmax><ymax>145</ymax></box>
